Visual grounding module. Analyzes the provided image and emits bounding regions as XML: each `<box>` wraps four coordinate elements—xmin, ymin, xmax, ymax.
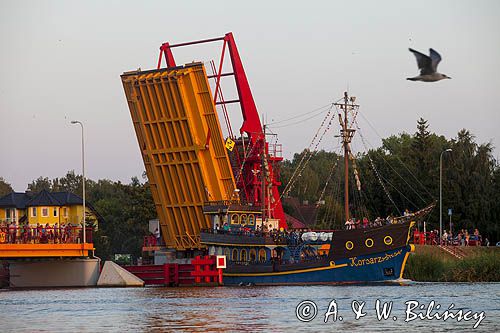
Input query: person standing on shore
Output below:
<box><xmin>154</xmin><ymin>228</ymin><xmax>161</xmax><ymax>246</ymax></box>
<box><xmin>8</xmin><ymin>222</ymin><xmax>16</xmax><ymax>244</ymax></box>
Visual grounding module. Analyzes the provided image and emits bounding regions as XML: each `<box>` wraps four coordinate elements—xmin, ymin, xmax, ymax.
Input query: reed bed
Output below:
<box><xmin>404</xmin><ymin>246</ymin><xmax>500</xmax><ymax>282</ymax></box>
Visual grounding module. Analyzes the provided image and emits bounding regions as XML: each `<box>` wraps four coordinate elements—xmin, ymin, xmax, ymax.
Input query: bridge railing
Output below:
<box><xmin>0</xmin><ymin>226</ymin><xmax>93</xmax><ymax>244</ymax></box>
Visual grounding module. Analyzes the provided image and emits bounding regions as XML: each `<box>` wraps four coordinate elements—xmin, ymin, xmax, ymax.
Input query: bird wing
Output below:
<box><xmin>429</xmin><ymin>48</ymin><xmax>442</xmax><ymax>72</ymax></box>
<box><xmin>409</xmin><ymin>48</ymin><xmax>433</xmax><ymax>75</ymax></box>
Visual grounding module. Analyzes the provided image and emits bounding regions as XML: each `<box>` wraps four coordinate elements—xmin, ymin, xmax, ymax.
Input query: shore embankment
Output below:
<box><xmin>404</xmin><ymin>245</ymin><xmax>500</xmax><ymax>282</ymax></box>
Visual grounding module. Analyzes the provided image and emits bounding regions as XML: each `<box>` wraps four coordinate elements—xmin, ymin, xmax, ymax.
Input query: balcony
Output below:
<box><xmin>0</xmin><ymin>226</ymin><xmax>94</xmax><ymax>258</ymax></box>
<box><xmin>200</xmin><ymin>229</ymin><xmax>287</xmax><ymax>246</ymax></box>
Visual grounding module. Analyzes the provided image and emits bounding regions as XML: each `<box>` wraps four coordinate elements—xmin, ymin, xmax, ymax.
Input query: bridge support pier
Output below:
<box><xmin>7</xmin><ymin>258</ymin><xmax>99</xmax><ymax>288</ymax></box>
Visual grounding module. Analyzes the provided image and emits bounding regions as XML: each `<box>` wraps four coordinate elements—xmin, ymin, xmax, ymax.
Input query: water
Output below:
<box><xmin>1</xmin><ymin>283</ymin><xmax>499</xmax><ymax>332</ymax></box>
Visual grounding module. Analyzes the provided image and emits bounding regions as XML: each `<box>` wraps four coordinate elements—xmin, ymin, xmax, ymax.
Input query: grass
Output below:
<box><xmin>403</xmin><ymin>245</ymin><xmax>500</xmax><ymax>282</ymax></box>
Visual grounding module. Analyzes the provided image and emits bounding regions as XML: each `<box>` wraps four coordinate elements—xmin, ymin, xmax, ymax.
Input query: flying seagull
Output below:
<box><xmin>407</xmin><ymin>48</ymin><xmax>451</xmax><ymax>82</ymax></box>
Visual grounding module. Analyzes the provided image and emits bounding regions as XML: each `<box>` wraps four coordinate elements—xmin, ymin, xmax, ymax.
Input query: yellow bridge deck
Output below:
<box><xmin>121</xmin><ymin>63</ymin><xmax>236</xmax><ymax>250</ymax></box>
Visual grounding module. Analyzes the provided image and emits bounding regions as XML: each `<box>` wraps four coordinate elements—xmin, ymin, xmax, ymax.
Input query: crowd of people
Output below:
<box><xmin>0</xmin><ymin>222</ymin><xmax>85</xmax><ymax>244</ymax></box>
<box><xmin>442</xmin><ymin>228</ymin><xmax>486</xmax><ymax>246</ymax></box>
<box><xmin>212</xmin><ymin>213</ymin><xmax>398</xmax><ymax>244</ymax></box>
<box><xmin>344</xmin><ymin>216</ymin><xmax>386</xmax><ymax>230</ymax></box>
<box><xmin>344</xmin><ymin>209</ymin><xmax>420</xmax><ymax>230</ymax></box>
<box><xmin>207</xmin><ymin>212</ymin><xmax>490</xmax><ymax>248</ymax></box>
<box><xmin>414</xmin><ymin>227</ymin><xmax>487</xmax><ymax>246</ymax></box>
<box><xmin>212</xmin><ymin>222</ymin><xmax>310</xmax><ymax>246</ymax></box>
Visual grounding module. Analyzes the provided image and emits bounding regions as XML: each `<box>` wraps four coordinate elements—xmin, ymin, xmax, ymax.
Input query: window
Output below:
<box><xmin>240</xmin><ymin>214</ymin><xmax>247</xmax><ymax>226</ymax></box>
<box><xmin>41</xmin><ymin>207</ymin><xmax>49</xmax><ymax>217</ymax></box>
<box><xmin>5</xmin><ymin>208</ymin><xmax>16</xmax><ymax>221</ymax></box>
<box><xmin>232</xmin><ymin>249</ymin><xmax>238</xmax><ymax>261</ymax></box>
<box><xmin>240</xmin><ymin>249</ymin><xmax>247</xmax><ymax>262</ymax></box>
<box><xmin>248</xmin><ymin>214</ymin><xmax>255</xmax><ymax>226</ymax></box>
<box><xmin>63</xmin><ymin>207</ymin><xmax>68</xmax><ymax>217</ymax></box>
<box><xmin>224</xmin><ymin>248</ymin><xmax>230</xmax><ymax>259</ymax></box>
<box><xmin>249</xmin><ymin>249</ymin><xmax>257</xmax><ymax>262</ymax></box>
<box><xmin>31</xmin><ymin>207</ymin><xmax>37</xmax><ymax>217</ymax></box>
<box><xmin>259</xmin><ymin>248</ymin><xmax>267</xmax><ymax>262</ymax></box>
<box><xmin>230</xmin><ymin>214</ymin><xmax>239</xmax><ymax>225</ymax></box>
<box><xmin>53</xmin><ymin>207</ymin><xmax>58</xmax><ymax>217</ymax></box>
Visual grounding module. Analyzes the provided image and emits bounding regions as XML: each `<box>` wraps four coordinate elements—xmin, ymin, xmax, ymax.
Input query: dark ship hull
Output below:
<box><xmin>202</xmin><ymin>220</ymin><xmax>416</xmax><ymax>285</ymax></box>
<box><xmin>223</xmin><ymin>246</ymin><xmax>412</xmax><ymax>285</ymax></box>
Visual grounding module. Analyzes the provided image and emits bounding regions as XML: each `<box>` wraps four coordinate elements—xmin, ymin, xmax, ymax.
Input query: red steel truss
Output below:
<box><xmin>157</xmin><ymin>32</ymin><xmax>286</xmax><ymax>229</ymax></box>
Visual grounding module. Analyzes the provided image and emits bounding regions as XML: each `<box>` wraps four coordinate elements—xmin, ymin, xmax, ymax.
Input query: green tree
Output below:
<box><xmin>89</xmin><ymin>177</ymin><xmax>155</xmax><ymax>260</ymax></box>
<box><xmin>0</xmin><ymin>177</ymin><xmax>13</xmax><ymax>196</ymax></box>
<box><xmin>52</xmin><ymin>170</ymin><xmax>84</xmax><ymax>194</ymax></box>
<box><xmin>27</xmin><ymin>176</ymin><xmax>52</xmax><ymax>192</ymax></box>
<box><xmin>444</xmin><ymin>130</ymin><xmax>498</xmax><ymax>239</ymax></box>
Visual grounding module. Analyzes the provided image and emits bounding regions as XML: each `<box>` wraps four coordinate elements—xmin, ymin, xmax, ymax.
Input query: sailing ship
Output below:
<box><xmin>122</xmin><ymin>33</ymin><xmax>433</xmax><ymax>285</ymax></box>
<box><xmin>199</xmin><ymin>91</ymin><xmax>433</xmax><ymax>285</ymax></box>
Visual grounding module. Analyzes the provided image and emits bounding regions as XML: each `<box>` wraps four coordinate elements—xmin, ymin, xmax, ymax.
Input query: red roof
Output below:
<box><xmin>286</xmin><ymin>214</ymin><xmax>307</xmax><ymax>229</ymax></box>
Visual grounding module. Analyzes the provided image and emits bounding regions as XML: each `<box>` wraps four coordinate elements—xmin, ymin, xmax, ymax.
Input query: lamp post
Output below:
<box><xmin>71</xmin><ymin>120</ymin><xmax>86</xmax><ymax>244</ymax></box>
<box><xmin>439</xmin><ymin>148</ymin><xmax>452</xmax><ymax>245</ymax></box>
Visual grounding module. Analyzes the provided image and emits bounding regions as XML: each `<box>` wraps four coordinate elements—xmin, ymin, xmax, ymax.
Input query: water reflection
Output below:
<box><xmin>141</xmin><ymin>287</ymin><xmax>275</xmax><ymax>332</ymax></box>
<box><xmin>1</xmin><ymin>283</ymin><xmax>498</xmax><ymax>332</ymax></box>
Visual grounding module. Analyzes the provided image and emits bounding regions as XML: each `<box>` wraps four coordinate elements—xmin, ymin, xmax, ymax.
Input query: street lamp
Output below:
<box><xmin>71</xmin><ymin>120</ymin><xmax>86</xmax><ymax>245</ymax></box>
<box><xmin>439</xmin><ymin>148</ymin><xmax>452</xmax><ymax>245</ymax></box>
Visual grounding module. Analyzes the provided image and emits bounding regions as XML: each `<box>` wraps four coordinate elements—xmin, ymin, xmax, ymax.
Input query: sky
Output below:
<box><xmin>1</xmin><ymin>0</ymin><xmax>499</xmax><ymax>191</ymax></box>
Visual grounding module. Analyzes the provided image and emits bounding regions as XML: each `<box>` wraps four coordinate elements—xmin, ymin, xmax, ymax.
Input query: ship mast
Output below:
<box><xmin>334</xmin><ymin>92</ymin><xmax>357</xmax><ymax>223</ymax></box>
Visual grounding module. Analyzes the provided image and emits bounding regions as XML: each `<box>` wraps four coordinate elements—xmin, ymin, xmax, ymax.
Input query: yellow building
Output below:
<box><xmin>0</xmin><ymin>192</ymin><xmax>30</xmax><ymax>226</ymax></box>
<box><xmin>0</xmin><ymin>190</ymin><xmax>100</xmax><ymax>228</ymax></box>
